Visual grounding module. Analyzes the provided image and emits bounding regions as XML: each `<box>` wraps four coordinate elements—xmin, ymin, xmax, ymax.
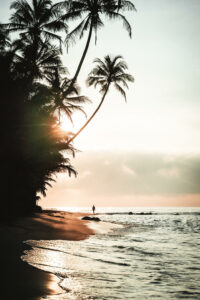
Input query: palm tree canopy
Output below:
<box><xmin>0</xmin><ymin>24</ymin><xmax>11</xmax><ymax>51</ymax></box>
<box><xmin>46</xmin><ymin>67</ymin><xmax>90</xmax><ymax>123</ymax></box>
<box><xmin>66</xmin><ymin>55</ymin><xmax>134</xmax><ymax>145</ymax></box>
<box><xmin>5</xmin><ymin>0</ymin><xmax>67</xmax><ymax>48</ymax></box>
<box><xmin>13</xmin><ymin>36</ymin><xmax>63</xmax><ymax>81</ymax></box>
<box><xmin>87</xmin><ymin>54</ymin><xmax>134</xmax><ymax>100</ymax></box>
<box><xmin>23</xmin><ymin>101</ymin><xmax>78</xmax><ymax>198</ymax></box>
<box><xmin>52</xmin><ymin>0</ymin><xmax>135</xmax><ymax>100</ymax></box>
<box><xmin>58</xmin><ymin>0</ymin><xmax>136</xmax><ymax>48</ymax></box>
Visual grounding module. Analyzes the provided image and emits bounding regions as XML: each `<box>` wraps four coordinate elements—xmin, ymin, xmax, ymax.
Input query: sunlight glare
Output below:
<box><xmin>60</xmin><ymin>112</ymin><xmax>86</xmax><ymax>133</ymax></box>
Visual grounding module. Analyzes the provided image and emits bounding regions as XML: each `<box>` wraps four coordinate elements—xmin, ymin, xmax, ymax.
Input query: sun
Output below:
<box><xmin>60</xmin><ymin>117</ymin><xmax>74</xmax><ymax>132</ymax></box>
<box><xmin>59</xmin><ymin>112</ymin><xmax>86</xmax><ymax>133</ymax></box>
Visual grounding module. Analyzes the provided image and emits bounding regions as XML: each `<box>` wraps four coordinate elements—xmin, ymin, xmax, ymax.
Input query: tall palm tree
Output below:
<box><xmin>57</xmin><ymin>0</ymin><xmax>136</xmax><ymax>94</ymax></box>
<box><xmin>67</xmin><ymin>54</ymin><xmax>134</xmax><ymax>145</ymax></box>
<box><xmin>5</xmin><ymin>0</ymin><xmax>67</xmax><ymax>58</ymax></box>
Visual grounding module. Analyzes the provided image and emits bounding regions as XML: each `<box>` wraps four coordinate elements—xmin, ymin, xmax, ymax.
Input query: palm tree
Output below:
<box><xmin>67</xmin><ymin>54</ymin><xmax>134</xmax><ymax>145</ymax></box>
<box><xmin>5</xmin><ymin>0</ymin><xmax>67</xmax><ymax>58</ymax></box>
<box><xmin>46</xmin><ymin>67</ymin><xmax>90</xmax><ymax>124</ymax></box>
<box><xmin>21</xmin><ymin>101</ymin><xmax>78</xmax><ymax>209</ymax></box>
<box><xmin>14</xmin><ymin>37</ymin><xmax>63</xmax><ymax>82</ymax></box>
<box><xmin>57</xmin><ymin>0</ymin><xmax>136</xmax><ymax>94</ymax></box>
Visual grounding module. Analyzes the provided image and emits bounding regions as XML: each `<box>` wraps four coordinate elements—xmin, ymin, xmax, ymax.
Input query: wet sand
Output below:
<box><xmin>0</xmin><ymin>211</ymin><xmax>95</xmax><ymax>300</ymax></box>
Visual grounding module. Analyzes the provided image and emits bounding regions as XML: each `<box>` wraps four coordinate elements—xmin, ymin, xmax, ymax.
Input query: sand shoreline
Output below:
<box><xmin>0</xmin><ymin>210</ymin><xmax>95</xmax><ymax>300</ymax></box>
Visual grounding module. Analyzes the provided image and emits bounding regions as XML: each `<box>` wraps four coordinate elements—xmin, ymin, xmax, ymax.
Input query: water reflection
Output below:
<box><xmin>23</xmin><ymin>208</ymin><xmax>200</xmax><ymax>299</ymax></box>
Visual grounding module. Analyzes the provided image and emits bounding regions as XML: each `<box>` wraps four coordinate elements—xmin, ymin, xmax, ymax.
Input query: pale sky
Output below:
<box><xmin>1</xmin><ymin>0</ymin><xmax>200</xmax><ymax>207</ymax></box>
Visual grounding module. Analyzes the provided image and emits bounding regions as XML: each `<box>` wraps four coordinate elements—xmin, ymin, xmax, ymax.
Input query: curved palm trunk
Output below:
<box><xmin>67</xmin><ymin>84</ymin><xmax>110</xmax><ymax>145</ymax></box>
<box><xmin>66</xmin><ymin>22</ymin><xmax>93</xmax><ymax>95</ymax></box>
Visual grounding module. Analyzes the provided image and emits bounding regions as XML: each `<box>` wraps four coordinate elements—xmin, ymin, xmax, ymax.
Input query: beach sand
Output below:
<box><xmin>0</xmin><ymin>211</ymin><xmax>95</xmax><ymax>300</ymax></box>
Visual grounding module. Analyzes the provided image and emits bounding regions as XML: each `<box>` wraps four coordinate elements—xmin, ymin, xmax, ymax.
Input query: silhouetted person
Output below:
<box><xmin>92</xmin><ymin>205</ymin><xmax>95</xmax><ymax>214</ymax></box>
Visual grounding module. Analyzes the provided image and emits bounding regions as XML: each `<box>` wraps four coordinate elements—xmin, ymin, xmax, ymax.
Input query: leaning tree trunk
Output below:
<box><xmin>65</xmin><ymin>21</ymin><xmax>93</xmax><ymax>95</ymax></box>
<box><xmin>67</xmin><ymin>84</ymin><xmax>110</xmax><ymax>145</ymax></box>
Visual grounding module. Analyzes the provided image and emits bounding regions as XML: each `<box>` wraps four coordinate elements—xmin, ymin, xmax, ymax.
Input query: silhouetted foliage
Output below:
<box><xmin>55</xmin><ymin>0</ymin><xmax>135</xmax><ymax>96</ymax></box>
<box><xmin>67</xmin><ymin>55</ymin><xmax>134</xmax><ymax>144</ymax></box>
<box><xmin>0</xmin><ymin>0</ymin><xmax>135</xmax><ymax>216</ymax></box>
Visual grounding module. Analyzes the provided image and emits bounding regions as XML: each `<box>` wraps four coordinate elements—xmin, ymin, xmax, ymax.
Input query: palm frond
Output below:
<box><xmin>87</xmin><ymin>54</ymin><xmax>133</xmax><ymax>99</ymax></box>
<box><xmin>66</xmin><ymin>95</ymin><xmax>91</xmax><ymax>104</ymax></box>
<box><xmin>114</xmin><ymin>82</ymin><xmax>127</xmax><ymax>101</ymax></box>
<box><xmin>104</xmin><ymin>10</ymin><xmax>132</xmax><ymax>37</ymax></box>
<box><xmin>117</xmin><ymin>0</ymin><xmax>137</xmax><ymax>12</ymax></box>
<box><xmin>65</xmin><ymin>16</ymin><xmax>88</xmax><ymax>48</ymax></box>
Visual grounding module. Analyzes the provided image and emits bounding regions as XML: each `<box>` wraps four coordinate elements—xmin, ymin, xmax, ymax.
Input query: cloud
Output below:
<box><xmin>158</xmin><ymin>167</ymin><xmax>179</xmax><ymax>178</ymax></box>
<box><xmin>41</xmin><ymin>151</ymin><xmax>200</xmax><ymax>207</ymax></box>
<box><xmin>122</xmin><ymin>164</ymin><xmax>137</xmax><ymax>176</ymax></box>
<box><xmin>60</xmin><ymin>151</ymin><xmax>200</xmax><ymax>197</ymax></box>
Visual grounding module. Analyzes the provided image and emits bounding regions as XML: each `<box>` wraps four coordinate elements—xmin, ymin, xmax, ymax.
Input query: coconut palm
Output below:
<box><xmin>57</xmin><ymin>0</ymin><xmax>136</xmax><ymax>94</ymax></box>
<box><xmin>5</xmin><ymin>0</ymin><xmax>67</xmax><ymax>56</ymax></box>
<box><xmin>46</xmin><ymin>67</ymin><xmax>90</xmax><ymax>124</ymax></box>
<box><xmin>20</xmin><ymin>101</ymin><xmax>77</xmax><ymax>209</ymax></box>
<box><xmin>67</xmin><ymin>54</ymin><xmax>134</xmax><ymax>145</ymax></box>
<box><xmin>13</xmin><ymin>36</ymin><xmax>63</xmax><ymax>86</ymax></box>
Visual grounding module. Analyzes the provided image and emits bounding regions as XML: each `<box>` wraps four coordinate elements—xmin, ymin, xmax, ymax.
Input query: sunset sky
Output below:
<box><xmin>1</xmin><ymin>0</ymin><xmax>200</xmax><ymax>207</ymax></box>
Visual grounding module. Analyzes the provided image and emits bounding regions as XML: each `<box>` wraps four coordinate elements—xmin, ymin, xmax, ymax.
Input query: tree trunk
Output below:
<box><xmin>66</xmin><ymin>21</ymin><xmax>93</xmax><ymax>95</ymax></box>
<box><xmin>67</xmin><ymin>84</ymin><xmax>110</xmax><ymax>145</ymax></box>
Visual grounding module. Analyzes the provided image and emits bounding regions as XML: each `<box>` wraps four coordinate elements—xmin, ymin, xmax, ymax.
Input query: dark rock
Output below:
<box><xmin>128</xmin><ymin>212</ymin><xmax>133</xmax><ymax>215</ymax></box>
<box><xmin>34</xmin><ymin>205</ymin><xmax>42</xmax><ymax>212</ymax></box>
<box><xmin>82</xmin><ymin>216</ymin><xmax>101</xmax><ymax>222</ymax></box>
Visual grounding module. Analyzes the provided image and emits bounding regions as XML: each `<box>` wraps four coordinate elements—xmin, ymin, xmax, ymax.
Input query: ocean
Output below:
<box><xmin>23</xmin><ymin>207</ymin><xmax>200</xmax><ymax>299</ymax></box>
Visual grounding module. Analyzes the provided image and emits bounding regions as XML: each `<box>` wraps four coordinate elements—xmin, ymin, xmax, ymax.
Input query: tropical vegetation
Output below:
<box><xmin>67</xmin><ymin>55</ymin><xmax>134</xmax><ymax>144</ymax></box>
<box><xmin>0</xmin><ymin>0</ymin><xmax>135</xmax><ymax>216</ymax></box>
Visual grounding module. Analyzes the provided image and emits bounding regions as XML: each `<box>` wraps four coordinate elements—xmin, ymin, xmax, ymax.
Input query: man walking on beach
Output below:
<box><xmin>92</xmin><ymin>205</ymin><xmax>95</xmax><ymax>214</ymax></box>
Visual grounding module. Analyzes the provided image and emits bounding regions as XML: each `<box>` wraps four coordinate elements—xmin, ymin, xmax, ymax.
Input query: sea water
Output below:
<box><xmin>23</xmin><ymin>207</ymin><xmax>200</xmax><ymax>299</ymax></box>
